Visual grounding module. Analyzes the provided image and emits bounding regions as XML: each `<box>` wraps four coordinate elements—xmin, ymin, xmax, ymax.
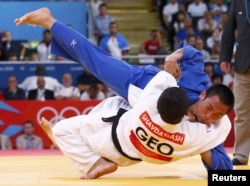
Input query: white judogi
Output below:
<box><xmin>19</xmin><ymin>76</ymin><xmax>61</xmax><ymax>92</ymax></box>
<box><xmin>54</xmin><ymin>86</ymin><xmax>80</xmax><ymax>98</ymax></box>
<box><xmin>52</xmin><ymin>71</ymin><xmax>231</xmax><ymax>176</ymax></box>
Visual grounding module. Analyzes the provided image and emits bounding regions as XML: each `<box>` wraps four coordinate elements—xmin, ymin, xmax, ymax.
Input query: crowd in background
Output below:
<box><xmin>0</xmin><ymin>0</ymin><xmax>233</xmax><ymax>86</ymax></box>
<box><xmin>0</xmin><ymin>0</ymin><xmax>235</xmax><ymax>150</ymax></box>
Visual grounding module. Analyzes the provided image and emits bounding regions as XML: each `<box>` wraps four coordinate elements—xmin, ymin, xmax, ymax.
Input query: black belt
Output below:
<box><xmin>102</xmin><ymin>108</ymin><xmax>141</xmax><ymax>161</ymax></box>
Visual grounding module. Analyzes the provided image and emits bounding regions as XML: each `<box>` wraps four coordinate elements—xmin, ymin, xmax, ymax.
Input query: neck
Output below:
<box><xmin>187</xmin><ymin>103</ymin><xmax>198</xmax><ymax>122</ymax></box>
<box><xmin>9</xmin><ymin>87</ymin><xmax>17</xmax><ymax>92</ymax></box>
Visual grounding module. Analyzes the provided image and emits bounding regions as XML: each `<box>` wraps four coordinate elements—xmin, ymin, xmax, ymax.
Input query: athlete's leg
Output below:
<box><xmin>51</xmin><ymin>115</ymin><xmax>117</xmax><ymax>178</ymax></box>
<box><xmin>41</xmin><ymin>110</ymin><xmax>118</xmax><ymax>178</ymax></box>
<box><xmin>14</xmin><ymin>7</ymin><xmax>159</xmax><ymax>99</ymax></box>
<box><xmin>14</xmin><ymin>7</ymin><xmax>55</xmax><ymax>29</ymax></box>
<box><xmin>40</xmin><ymin>117</ymin><xmax>58</xmax><ymax>148</ymax></box>
<box><xmin>84</xmin><ymin>157</ymin><xmax>117</xmax><ymax>179</ymax></box>
<box><xmin>50</xmin><ymin>22</ymin><xmax>159</xmax><ymax>99</ymax></box>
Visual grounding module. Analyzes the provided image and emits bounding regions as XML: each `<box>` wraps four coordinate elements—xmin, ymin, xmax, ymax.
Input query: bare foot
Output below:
<box><xmin>81</xmin><ymin>157</ymin><xmax>117</xmax><ymax>179</ymax></box>
<box><xmin>40</xmin><ymin>117</ymin><xmax>58</xmax><ymax>148</ymax></box>
<box><xmin>14</xmin><ymin>7</ymin><xmax>56</xmax><ymax>29</ymax></box>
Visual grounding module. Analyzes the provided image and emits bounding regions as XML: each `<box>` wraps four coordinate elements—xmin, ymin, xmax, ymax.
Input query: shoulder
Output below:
<box><xmin>33</xmin><ymin>135</ymin><xmax>42</xmax><ymax>140</ymax></box>
<box><xmin>28</xmin><ymin>89</ymin><xmax>36</xmax><ymax>93</ymax></box>
<box><xmin>28</xmin><ymin>89</ymin><xmax>37</xmax><ymax>93</ymax></box>
<box><xmin>218</xmin><ymin>115</ymin><xmax>231</xmax><ymax>130</ymax></box>
<box><xmin>108</xmin><ymin>15</ymin><xmax>115</xmax><ymax>21</ymax></box>
<box><xmin>17</xmin><ymin>87</ymin><xmax>25</xmax><ymax>92</ymax></box>
<box><xmin>100</xmin><ymin>35</ymin><xmax>110</xmax><ymax>43</ymax></box>
<box><xmin>16</xmin><ymin>134</ymin><xmax>25</xmax><ymax>140</ymax></box>
<box><xmin>117</xmin><ymin>33</ymin><xmax>127</xmax><ymax>40</ymax></box>
<box><xmin>46</xmin><ymin>89</ymin><xmax>54</xmax><ymax>93</ymax></box>
<box><xmin>143</xmin><ymin>40</ymin><xmax>151</xmax><ymax>45</ymax></box>
<box><xmin>3</xmin><ymin>87</ymin><xmax>9</xmax><ymax>93</ymax></box>
<box><xmin>0</xmin><ymin>134</ymin><xmax>9</xmax><ymax>140</ymax></box>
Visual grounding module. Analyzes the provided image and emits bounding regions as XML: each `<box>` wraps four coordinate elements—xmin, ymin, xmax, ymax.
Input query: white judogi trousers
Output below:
<box><xmin>52</xmin><ymin>96</ymin><xmax>133</xmax><ymax>177</ymax></box>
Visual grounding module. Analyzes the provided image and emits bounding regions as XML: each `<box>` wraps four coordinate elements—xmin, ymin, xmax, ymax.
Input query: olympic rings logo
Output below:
<box><xmin>36</xmin><ymin>105</ymin><xmax>95</xmax><ymax>125</ymax></box>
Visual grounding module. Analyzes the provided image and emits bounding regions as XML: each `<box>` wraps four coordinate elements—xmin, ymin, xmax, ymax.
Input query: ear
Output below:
<box><xmin>199</xmin><ymin>91</ymin><xmax>206</xmax><ymax>100</ymax></box>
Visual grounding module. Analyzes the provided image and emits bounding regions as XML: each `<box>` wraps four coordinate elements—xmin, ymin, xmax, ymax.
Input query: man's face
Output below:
<box><xmin>89</xmin><ymin>89</ymin><xmax>99</xmax><ymax>99</ymax></box>
<box><xmin>44</xmin><ymin>32</ymin><xmax>51</xmax><ymax>43</ymax></box>
<box><xmin>109</xmin><ymin>24</ymin><xmax>117</xmax><ymax>35</ymax></box>
<box><xmin>100</xmin><ymin>6</ymin><xmax>107</xmax><ymax>15</ymax></box>
<box><xmin>8</xmin><ymin>76</ymin><xmax>17</xmax><ymax>88</ymax></box>
<box><xmin>195</xmin><ymin>39</ymin><xmax>204</xmax><ymax>50</ymax></box>
<box><xmin>151</xmin><ymin>31</ymin><xmax>158</xmax><ymax>40</ymax></box>
<box><xmin>62</xmin><ymin>74</ymin><xmax>72</xmax><ymax>87</ymax></box>
<box><xmin>3</xmin><ymin>31</ymin><xmax>12</xmax><ymax>42</ymax></box>
<box><xmin>24</xmin><ymin>123</ymin><xmax>34</xmax><ymax>135</ymax></box>
<box><xmin>195</xmin><ymin>93</ymin><xmax>229</xmax><ymax>125</ymax></box>
<box><xmin>37</xmin><ymin>77</ymin><xmax>45</xmax><ymax>89</ymax></box>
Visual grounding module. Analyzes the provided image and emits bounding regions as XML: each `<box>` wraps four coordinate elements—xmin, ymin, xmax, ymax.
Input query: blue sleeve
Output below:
<box><xmin>177</xmin><ymin>41</ymin><xmax>209</xmax><ymax>105</ymax></box>
<box><xmin>202</xmin><ymin>144</ymin><xmax>233</xmax><ymax>170</ymax></box>
<box><xmin>117</xmin><ymin>33</ymin><xmax>129</xmax><ymax>50</ymax></box>
<box><xmin>99</xmin><ymin>36</ymin><xmax>109</xmax><ymax>52</ymax></box>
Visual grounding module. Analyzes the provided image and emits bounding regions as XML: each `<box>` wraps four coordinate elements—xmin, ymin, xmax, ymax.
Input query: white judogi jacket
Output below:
<box><xmin>87</xmin><ymin>71</ymin><xmax>231</xmax><ymax>166</ymax></box>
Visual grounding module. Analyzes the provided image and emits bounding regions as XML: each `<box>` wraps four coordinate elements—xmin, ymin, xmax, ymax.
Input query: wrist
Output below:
<box><xmin>165</xmin><ymin>56</ymin><xmax>178</xmax><ymax>63</ymax></box>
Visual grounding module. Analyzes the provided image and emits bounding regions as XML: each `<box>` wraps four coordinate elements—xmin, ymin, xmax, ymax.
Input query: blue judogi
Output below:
<box><xmin>50</xmin><ymin>21</ymin><xmax>232</xmax><ymax>170</ymax></box>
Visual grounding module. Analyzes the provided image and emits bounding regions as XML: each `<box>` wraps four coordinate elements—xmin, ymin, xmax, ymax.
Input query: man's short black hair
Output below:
<box><xmin>24</xmin><ymin>120</ymin><xmax>34</xmax><ymax>126</ymax></box>
<box><xmin>35</xmin><ymin>65</ymin><xmax>45</xmax><ymax>76</ymax></box>
<box><xmin>109</xmin><ymin>21</ymin><xmax>117</xmax><ymax>26</ymax></box>
<box><xmin>211</xmin><ymin>73</ymin><xmax>223</xmax><ymax>83</ymax></box>
<box><xmin>204</xmin><ymin>84</ymin><xmax>234</xmax><ymax>113</ymax></box>
<box><xmin>157</xmin><ymin>87</ymin><xmax>189</xmax><ymax>124</ymax></box>
<box><xmin>43</xmin><ymin>29</ymin><xmax>51</xmax><ymax>36</ymax></box>
<box><xmin>99</xmin><ymin>2</ymin><xmax>108</xmax><ymax>9</ymax></box>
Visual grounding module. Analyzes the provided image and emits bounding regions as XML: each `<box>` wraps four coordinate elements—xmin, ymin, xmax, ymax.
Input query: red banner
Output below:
<box><xmin>0</xmin><ymin>100</ymin><xmax>235</xmax><ymax>149</ymax></box>
<box><xmin>0</xmin><ymin>100</ymin><xmax>100</xmax><ymax>149</ymax></box>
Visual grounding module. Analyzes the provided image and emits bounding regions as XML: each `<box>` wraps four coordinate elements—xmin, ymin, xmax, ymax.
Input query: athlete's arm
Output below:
<box><xmin>200</xmin><ymin>144</ymin><xmax>233</xmax><ymax>170</ymax></box>
<box><xmin>200</xmin><ymin>150</ymin><xmax>212</xmax><ymax>168</ymax></box>
<box><xmin>164</xmin><ymin>48</ymin><xmax>183</xmax><ymax>78</ymax></box>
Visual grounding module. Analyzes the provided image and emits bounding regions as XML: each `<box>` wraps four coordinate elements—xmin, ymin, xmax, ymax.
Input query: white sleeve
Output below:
<box><xmin>18</xmin><ymin>76</ymin><xmax>36</xmax><ymax>90</ymax></box>
<box><xmin>45</xmin><ymin>77</ymin><xmax>62</xmax><ymax>91</ymax></box>
<box><xmin>54</xmin><ymin>86</ymin><xmax>62</xmax><ymax>97</ymax></box>
<box><xmin>80</xmin><ymin>92</ymin><xmax>88</xmax><ymax>100</ymax></box>
<box><xmin>72</xmin><ymin>87</ymin><xmax>81</xmax><ymax>97</ymax></box>
<box><xmin>128</xmin><ymin>85</ymin><xmax>143</xmax><ymax>107</ymax></box>
<box><xmin>193</xmin><ymin>115</ymin><xmax>232</xmax><ymax>153</ymax></box>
